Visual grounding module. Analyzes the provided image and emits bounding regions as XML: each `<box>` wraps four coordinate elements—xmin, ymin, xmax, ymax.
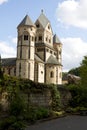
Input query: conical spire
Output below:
<box><xmin>18</xmin><ymin>15</ymin><xmax>35</xmax><ymax>28</ymax></box>
<box><xmin>35</xmin><ymin>10</ymin><xmax>50</xmax><ymax>28</ymax></box>
<box><xmin>53</xmin><ymin>34</ymin><xmax>61</xmax><ymax>44</ymax></box>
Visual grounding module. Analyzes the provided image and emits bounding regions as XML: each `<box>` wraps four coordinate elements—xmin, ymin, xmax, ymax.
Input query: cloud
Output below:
<box><xmin>0</xmin><ymin>41</ymin><xmax>16</xmax><ymax>58</ymax></box>
<box><xmin>61</xmin><ymin>37</ymin><xmax>87</xmax><ymax>71</ymax></box>
<box><xmin>0</xmin><ymin>0</ymin><xmax>8</xmax><ymax>5</ymax></box>
<box><xmin>12</xmin><ymin>37</ymin><xmax>17</xmax><ymax>44</ymax></box>
<box><xmin>56</xmin><ymin>0</ymin><xmax>87</xmax><ymax>29</ymax></box>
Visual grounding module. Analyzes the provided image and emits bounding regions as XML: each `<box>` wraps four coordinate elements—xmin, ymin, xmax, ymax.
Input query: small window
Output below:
<box><xmin>46</xmin><ymin>49</ymin><xmax>49</xmax><ymax>52</ymax></box>
<box><xmin>49</xmin><ymin>39</ymin><xmax>51</xmax><ymax>43</ymax></box>
<box><xmin>50</xmin><ymin>50</ymin><xmax>52</xmax><ymax>54</ymax></box>
<box><xmin>39</xmin><ymin>36</ymin><xmax>42</xmax><ymax>41</ymax></box>
<box><xmin>35</xmin><ymin>37</ymin><xmax>37</xmax><ymax>42</ymax></box>
<box><xmin>41</xmin><ymin>71</ymin><xmax>43</xmax><ymax>74</ymax></box>
<box><xmin>54</xmin><ymin>52</ymin><xmax>56</xmax><ymax>56</ymax></box>
<box><xmin>24</xmin><ymin>35</ymin><xmax>28</xmax><ymax>40</ymax></box>
<box><xmin>32</xmin><ymin>36</ymin><xmax>34</xmax><ymax>41</ymax></box>
<box><xmin>59</xmin><ymin>72</ymin><xmax>62</xmax><ymax>78</ymax></box>
<box><xmin>46</xmin><ymin>37</ymin><xmax>48</xmax><ymax>41</ymax></box>
<box><xmin>50</xmin><ymin>71</ymin><xmax>54</xmax><ymax>78</ymax></box>
<box><xmin>36</xmin><ymin>24</ymin><xmax>40</xmax><ymax>28</ymax></box>
<box><xmin>48</xmin><ymin>25</ymin><xmax>50</xmax><ymax>29</ymax></box>
<box><xmin>59</xmin><ymin>51</ymin><xmax>61</xmax><ymax>55</ymax></box>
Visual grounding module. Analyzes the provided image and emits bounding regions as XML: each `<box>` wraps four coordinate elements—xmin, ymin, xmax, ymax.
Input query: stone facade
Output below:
<box><xmin>1</xmin><ymin>11</ymin><xmax>62</xmax><ymax>84</ymax></box>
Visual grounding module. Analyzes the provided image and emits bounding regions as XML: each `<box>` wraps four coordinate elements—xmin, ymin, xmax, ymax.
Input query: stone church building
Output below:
<box><xmin>1</xmin><ymin>11</ymin><xmax>62</xmax><ymax>84</ymax></box>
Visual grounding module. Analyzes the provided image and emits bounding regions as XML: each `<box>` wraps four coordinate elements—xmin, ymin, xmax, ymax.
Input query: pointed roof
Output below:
<box><xmin>35</xmin><ymin>11</ymin><xmax>50</xmax><ymax>28</ymax></box>
<box><xmin>34</xmin><ymin>54</ymin><xmax>44</xmax><ymax>63</ymax></box>
<box><xmin>46</xmin><ymin>55</ymin><xmax>59</xmax><ymax>65</ymax></box>
<box><xmin>2</xmin><ymin>58</ymin><xmax>16</xmax><ymax>66</ymax></box>
<box><xmin>18</xmin><ymin>15</ymin><xmax>35</xmax><ymax>28</ymax></box>
<box><xmin>53</xmin><ymin>34</ymin><xmax>61</xmax><ymax>44</ymax></box>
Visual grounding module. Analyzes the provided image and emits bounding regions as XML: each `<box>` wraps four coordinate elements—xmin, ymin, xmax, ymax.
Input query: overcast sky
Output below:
<box><xmin>0</xmin><ymin>0</ymin><xmax>87</xmax><ymax>72</ymax></box>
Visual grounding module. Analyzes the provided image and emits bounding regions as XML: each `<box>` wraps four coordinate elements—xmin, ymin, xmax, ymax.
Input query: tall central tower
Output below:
<box><xmin>16</xmin><ymin>15</ymin><xmax>36</xmax><ymax>80</ymax></box>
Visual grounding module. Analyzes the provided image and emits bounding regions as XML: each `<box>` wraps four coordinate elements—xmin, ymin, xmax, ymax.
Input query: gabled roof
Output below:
<box><xmin>1</xmin><ymin>58</ymin><xmax>16</xmax><ymax>67</ymax></box>
<box><xmin>35</xmin><ymin>11</ymin><xmax>50</xmax><ymax>29</ymax></box>
<box><xmin>34</xmin><ymin>54</ymin><xmax>44</xmax><ymax>63</ymax></box>
<box><xmin>53</xmin><ymin>34</ymin><xmax>61</xmax><ymax>44</ymax></box>
<box><xmin>46</xmin><ymin>55</ymin><xmax>59</xmax><ymax>65</ymax></box>
<box><xmin>18</xmin><ymin>15</ymin><xmax>35</xmax><ymax>28</ymax></box>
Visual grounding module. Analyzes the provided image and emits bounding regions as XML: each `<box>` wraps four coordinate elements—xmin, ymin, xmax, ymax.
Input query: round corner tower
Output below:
<box><xmin>16</xmin><ymin>15</ymin><xmax>36</xmax><ymax>80</ymax></box>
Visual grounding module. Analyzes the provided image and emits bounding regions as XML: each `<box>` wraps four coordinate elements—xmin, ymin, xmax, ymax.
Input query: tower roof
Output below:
<box><xmin>18</xmin><ymin>15</ymin><xmax>35</xmax><ymax>28</ymax></box>
<box><xmin>53</xmin><ymin>34</ymin><xmax>61</xmax><ymax>44</ymax></box>
<box><xmin>35</xmin><ymin>54</ymin><xmax>44</xmax><ymax>63</ymax></box>
<box><xmin>46</xmin><ymin>55</ymin><xmax>59</xmax><ymax>65</ymax></box>
<box><xmin>35</xmin><ymin>11</ymin><xmax>50</xmax><ymax>28</ymax></box>
<box><xmin>1</xmin><ymin>58</ymin><xmax>16</xmax><ymax>66</ymax></box>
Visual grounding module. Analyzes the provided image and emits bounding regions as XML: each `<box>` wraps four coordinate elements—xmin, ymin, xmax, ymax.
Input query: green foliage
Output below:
<box><xmin>9</xmin><ymin>94</ymin><xmax>26</xmax><ymax>117</ymax></box>
<box><xmin>0</xmin><ymin>75</ymin><xmax>61</xmax><ymax>128</ymax></box>
<box><xmin>67</xmin><ymin>56</ymin><xmax>87</xmax><ymax>109</ymax></box>
<box><xmin>80</xmin><ymin>56</ymin><xmax>87</xmax><ymax>87</ymax></box>
<box><xmin>67</xmin><ymin>84</ymin><xmax>87</xmax><ymax>108</ymax></box>
<box><xmin>0</xmin><ymin>55</ymin><xmax>3</xmax><ymax>80</ymax></box>
<box><xmin>68</xmin><ymin>67</ymin><xmax>80</xmax><ymax>76</ymax></box>
<box><xmin>49</xmin><ymin>84</ymin><xmax>61</xmax><ymax>110</ymax></box>
<box><xmin>24</xmin><ymin>106</ymin><xmax>50</xmax><ymax>123</ymax></box>
<box><xmin>0</xmin><ymin>116</ymin><xmax>25</xmax><ymax>130</ymax></box>
<box><xmin>35</xmin><ymin>107</ymin><xmax>49</xmax><ymax>119</ymax></box>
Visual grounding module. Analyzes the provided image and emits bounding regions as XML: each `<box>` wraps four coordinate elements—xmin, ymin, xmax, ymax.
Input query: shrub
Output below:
<box><xmin>35</xmin><ymin>107</ymin><xmax>49</xmax><ymax>120</ymax></box>
<box><xmin>0</xmin><ymin>116</ymin><xmax>16</xmax><ymax>130</ymax></box>
<box><xmin>24</xmin><ymin>106</ymin><xmax>50</xmax><ymax>123</ymax></box>
<box><xmin>67</xmin><ymin>84</ymin><xmax>87</xmax><ymax>108</ymax></box>
<box><xmin>49</xmin><ymin>84</ymin><xmax>61</xmax><ymax>110</ymax></box>
<box><xmin>9</xmin><ymin>94</ymin><xmax>26</xmax><ymax>118</ymax></box>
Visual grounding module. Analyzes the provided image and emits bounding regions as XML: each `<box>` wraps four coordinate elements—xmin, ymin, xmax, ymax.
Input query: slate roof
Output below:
<box><xmin>35</xmin><ymin>54</ymin><xmax>44</xmax><ymax>63</ymax></box>
<box><xmin>46</xmin><ymin>55</ymin><xmax>59</xmax><ymax>65</ymax></box>
<box><xmin>1</xmin><ymin>58</ymin><xmax>16</xmax><ymax>67</ymax></box>
<box><xmin>53</xmin><ymin>34</ymin><xmax>61</xmax><ymax>44</ymax></box>
<box><xmin>1</xmin><ymin>55</ymin><xmax>43</xmax><ymax>67</ymax></box>
<box><xmin>18</xmin><ymin>15</ymin><xmax>35</xmax><ymax>28</ymax></box>
<box><xmin>35</xmin><ymin>12</ymin><xmax>50</xmax><ymax>29</ymax></box>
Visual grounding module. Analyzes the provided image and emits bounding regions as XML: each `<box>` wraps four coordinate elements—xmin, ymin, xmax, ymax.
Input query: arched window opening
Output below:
<box><xmin>50</xmin><ymin>71</ymin><xmax>54</xmax><ymax>78</ymax></box>
<box><xmin>24</xmin><ymin>35</ymin><xmax>28</xmax><ymax>40</ymax></box>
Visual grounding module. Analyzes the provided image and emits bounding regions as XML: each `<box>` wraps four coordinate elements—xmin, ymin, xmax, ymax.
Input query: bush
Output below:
<box><xmin>67</xmin><ymin>84</ymin><xmax>87</xmax><ymax>108</ymax></box>
<box><xmin>0</xmin><ymin>117</ymin><xmax>25</xmax><ymax>130</ymax></box>
<box><xmin>50</xmin><ymin>84</ymin><xmax>61</xmax><ymax>110</ymax></box>
<box><xmin>0</xmin><ymin>116</ymin><xmax>16</xmax><ymax>130</ymax></box>
<box><xmin>9</xmin><ymin>94</ymin><xmax>25</xmax><ymax>118</ymax></box>
<box><xmin>35</xmin><ymin>107</ymin><xmax>49</xmax><ymax>120</ymax></box>
<box><xmin>24</xmin><ymin>107</ymin><xmax>50</xmax><ymax>123</ymax></box>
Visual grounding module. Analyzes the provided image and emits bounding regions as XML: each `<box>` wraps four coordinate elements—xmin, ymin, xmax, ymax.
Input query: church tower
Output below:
<box><xmin>16</xmin><ymin>15</ymin><xmax>36</xmax><ymax>80</ymax></box>
<box><xmin>53</xmin><ymin>34</ymin><xmax>62</xmax><ymax>84</ymax></box>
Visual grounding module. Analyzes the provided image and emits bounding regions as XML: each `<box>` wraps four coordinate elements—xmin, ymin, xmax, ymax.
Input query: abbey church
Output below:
<box><xmin>1</xmin><ymin>11</ymin><xmax>62</xmax><ymax>84</ymax></box>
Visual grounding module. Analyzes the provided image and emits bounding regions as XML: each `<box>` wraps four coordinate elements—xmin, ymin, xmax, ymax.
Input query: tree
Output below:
<box><xmin>0</xmin><ymin>55</ymin><xmax>3</xmax><ymax>80</ymax></box>
<box><xmin>80</xmin><ymin>56</ymin><xmax>87</xmax><ymax>87</ymax></box>
<box><xmin>68</xmin><ymin>67</ymin><xmax>80</xmax><ymax>76</ymax></box>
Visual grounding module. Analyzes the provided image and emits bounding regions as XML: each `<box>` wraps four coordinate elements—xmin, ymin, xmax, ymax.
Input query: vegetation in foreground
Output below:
<box><xmin>0</xmin><ymin>56</ymin><xmax>87</xmax><ymax>129</ymax></box>
<box><xmin>0</xmin><ymin>74</ymin><xmax>61</xmax><ymax>130</ymax></box>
